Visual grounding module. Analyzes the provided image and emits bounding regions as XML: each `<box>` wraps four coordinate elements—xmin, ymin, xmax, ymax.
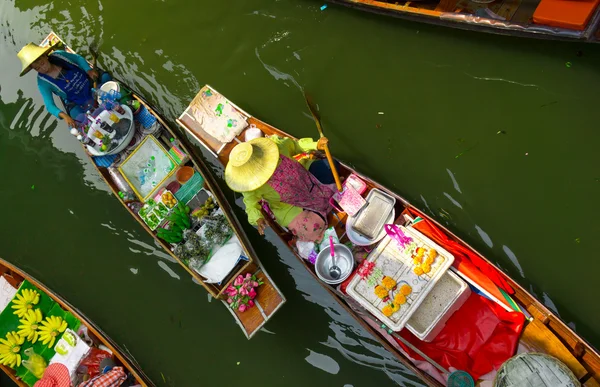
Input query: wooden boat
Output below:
<box><xmin>0</xmin><ymin>257</ymin><xmax>153</xmax><ymax>386</ymax></box>
<box><xmin>39</xmin><ymin>32</ymin><xmax>285</xmax><ymax>339</ymax></box>
<box><xmin>329</xmin><ymin>0</ymin><xmax>600</xmax><ymax>43</ymax></box>
<box><xmin>177</xmin><ymin>85</ymin><xmax>600</xmax><ymax>386</ymax></box>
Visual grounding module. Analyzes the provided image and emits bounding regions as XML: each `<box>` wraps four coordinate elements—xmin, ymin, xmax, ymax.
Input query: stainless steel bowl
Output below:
<box><xmin>315</xmin><ymin>244</ymin><xmax>355</xmax><ymax>285</ymax></box>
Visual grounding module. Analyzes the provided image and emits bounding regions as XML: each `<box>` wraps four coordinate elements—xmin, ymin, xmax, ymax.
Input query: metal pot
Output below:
<box><xmin>315</xmin><ymin>244</ymin><xmax>355</xmax><ymax>285</ymax></box>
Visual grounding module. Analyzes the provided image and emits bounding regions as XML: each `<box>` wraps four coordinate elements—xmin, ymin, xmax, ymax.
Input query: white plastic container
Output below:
<box><xmin>405</xmin><ymin>270</ymin><xmax>471</xmax><ymax>342</ymax></box>
<box><xmin>346</xmin><ymin>226</ymin><xmax>454</xmax><ymax>332</ymax></box>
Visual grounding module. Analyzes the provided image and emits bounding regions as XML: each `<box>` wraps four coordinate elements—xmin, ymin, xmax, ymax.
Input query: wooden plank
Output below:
<box><xmin>521</xmin><ymin>319</ymin><xmax>588</xmax><ymax>379</ymax></box>
<box><xmin>254</xmin><ymin>271</ymin><xmax>283</xmax><ymax>317</ymax></box>
<box><xmin>583</xmin><ymin>376</ymin><xmax>600</xmax><ymax>386</ymax></box>
<box><xmin>233</xmin><ymin>297</ymin><xmax>265</xmax><ymax>336</ymax></box>
<box><xmin>582</xmin><ymin>351</ymin><xmax>600</xmax><ymax>383</ymax></box>
<box><xmin>527</xmin><ymin>304</ymin><xmax>550</xmax><ymax>324</ymax></box>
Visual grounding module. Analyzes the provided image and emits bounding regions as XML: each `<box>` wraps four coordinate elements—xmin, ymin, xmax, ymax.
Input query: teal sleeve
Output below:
<box><xmin>37</xmin><ymin>78</ymin><xmax>62</xmax><ymax>118</ymax></box>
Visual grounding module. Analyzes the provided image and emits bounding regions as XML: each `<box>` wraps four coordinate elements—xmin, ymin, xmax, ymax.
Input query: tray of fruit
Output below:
<box><xmin>161</xmin><ymin>190</ymin><xmax>178</xmax><ymax>209</ymax></box>
<box><xmin>346</xmin><ymin>225</ymin><xmax>454</xmax><ymax>332</ymax></box>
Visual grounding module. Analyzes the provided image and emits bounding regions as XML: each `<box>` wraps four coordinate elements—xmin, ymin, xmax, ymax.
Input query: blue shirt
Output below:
<box><xmin>37</xmin><ymin>50</ymin><xmax>92</xmax><ymax>118</ymax></box>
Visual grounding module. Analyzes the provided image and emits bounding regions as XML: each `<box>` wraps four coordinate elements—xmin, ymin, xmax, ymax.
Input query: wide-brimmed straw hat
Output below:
<box><xmin>17</xmin><ymin>42</ymin><xmax>57</xmax><ymax>77</ymax></box>
<box><xmin>225</xmin><ymin>138</ymin><xmax>279</xmax><ymax>192</ymax></box>
<box><xmin>33</xmin><ymin>363</ymin><xmax>70</xmax><ymax>387</ymax></box>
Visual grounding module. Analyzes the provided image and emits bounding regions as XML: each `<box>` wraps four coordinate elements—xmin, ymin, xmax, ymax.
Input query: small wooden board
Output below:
<box><xmin>521</xmin><ymin>318</ymin><xmax>588</xmax><ymax>379</ymax></box>
<box><xmin>226</xmin><ymin>262</ymin><xmax>285</xmax><ymax>339</ymax></box>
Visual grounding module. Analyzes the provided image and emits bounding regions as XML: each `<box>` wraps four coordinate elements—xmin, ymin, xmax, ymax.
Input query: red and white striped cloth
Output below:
<box><xmin>78</xmin><ymin>366</ymin><xmax>126</xmax><ymax>387</ymax></box>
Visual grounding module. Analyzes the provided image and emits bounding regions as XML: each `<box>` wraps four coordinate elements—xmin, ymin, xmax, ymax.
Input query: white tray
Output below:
<box><xmin>346</xmin><ymin>226</ymin><xmax>454</xmax><ymax>331</ymax></box>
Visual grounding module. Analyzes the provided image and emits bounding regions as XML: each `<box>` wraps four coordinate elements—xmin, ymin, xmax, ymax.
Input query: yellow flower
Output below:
<box><xmin>400</xmin><ymin>284</ymin><xmax>412</xmax><ymax>296</ymax></box>
<box><xmin>382</xmin><ymin>305</ymin><xmax>393</xmax><ymax>317</ymax></box>
<box><xmin>416</xmin><ymin>247</ymin><xmax>425</xmax><ymax>256</ymax></box>
<box><xmin>413</xmin><ymin>257</ymin><xmax>422</xmax><ymax>265</ymax></box>
<box><xmin>428</xmin><ymin>249</ymin><xmax>437</xmax><ymax>259</ymax></box>
<box><xmin>414</xmin><ymin>266</ymin><xmax>424</xmax><ymax>276</ymax></box>
<box><xmin>422</xmin><ymin>264</ymin><xmax>431</xmax><ymax>274</ymax></box>
<box><xmin>11</xmin><ymin>289</ymin><xmax>40</xmax><ymax>318</ymax></box>
<box><xmin>374</xmin><ymin>285</ymin><xmax>388</xmax><ymax>299</ymax></box>
<box><xmin>391</xmin><ymin>303</ymin><xmax>401</xmax><ymax>312</ymax></box>
<box><xmin>394</xmin><ymin>293</ymin><xmax>407</xmax><ymax>305</ymax></box>
<box><xmin>381</xmin><ymin>276</ymin><xmax>397</xmax><ymax>291</ymax></box>
<box><xmin>424</xmin><ymin>257</ymin><xmax>434</xmax><ymax>265</ymax></box>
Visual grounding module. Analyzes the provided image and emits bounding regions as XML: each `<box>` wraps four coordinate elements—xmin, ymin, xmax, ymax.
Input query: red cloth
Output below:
<box><xmin>34</xmin><ymin>364</ymin><xmax>71</xmax><ymax>387</ymax></box>
<box><xmin>407</xmin><ymin>208</ymin><xmax>514</xmax><ymax>296</ymax></box>
<box><xmin>395</xmin><ymin>293</ymin><xmax>525</xmax><ymax>379</ymax></box>
<box><xmin>78</xmin><ymin>366</ymin><xmax>126</xmax><ymax>387</ymax></box>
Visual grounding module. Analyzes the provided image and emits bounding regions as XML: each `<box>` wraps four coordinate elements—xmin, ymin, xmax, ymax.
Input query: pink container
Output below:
<box><xmin>345</xmin><ymin>173</ymin><xmax>367</xmax><ymax>194</ymax></box>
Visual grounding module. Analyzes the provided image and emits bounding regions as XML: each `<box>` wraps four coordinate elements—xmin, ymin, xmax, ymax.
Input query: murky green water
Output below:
<box><xmin>1</xmin><ymin>0</ymin><xmax>599</xmax><ymax>385</ymax></box>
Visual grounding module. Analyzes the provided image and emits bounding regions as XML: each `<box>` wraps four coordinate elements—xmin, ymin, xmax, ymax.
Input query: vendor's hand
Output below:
<box><xmin>317</xmin><ymin>137</ymin><xmax>329</xmax><ymax>151</ymax></box>
<box><xmin>257</xmin><ymin>218</ymin><xmax>269</xmax><ymax>235</ymax></box>
<box><xmin>87</xmin><ymin>69</ymin><xmax>99</xmax><ymax>81</ymax></box>
<box><xmin>59</xmin><ymin>112</ymin><xmax>77</xmax><ymax>128</ymax></box>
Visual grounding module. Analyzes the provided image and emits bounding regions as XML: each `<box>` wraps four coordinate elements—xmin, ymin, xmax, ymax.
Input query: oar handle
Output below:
<box><xmin>322</xmin><ymin>143</ymin><xmax>343</xmax><ymax>192</ymax></box>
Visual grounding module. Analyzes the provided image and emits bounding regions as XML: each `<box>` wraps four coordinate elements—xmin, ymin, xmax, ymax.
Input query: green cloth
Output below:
<box><xmin>0</xmin><ymin>280</ymin><xmax>81</xmax><ymax>386</ymax></box>
<box><xmin>242</xmin><ymin>135</ymin><xmax>318</xmax><ymax>227</ymax></box>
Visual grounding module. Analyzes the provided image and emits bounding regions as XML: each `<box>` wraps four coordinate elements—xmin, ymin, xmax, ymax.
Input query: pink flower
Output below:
<box><xmin>240</xmin><ymin>287</ymin><xmax>249</xmax><ymax>296</ymax></box>
<box><xmin>227</xmin><ymin>298</ymin><xmax>233</xmax><ymax>304</ymax></box>
<box><xmin>251</xmin><ymin>281</ymin><xmax>259</xmax><ymax>288</ymax></box>
<box><xmin>249</xmin><ymin>288</ymin><xmax>257</xmax><ymax>299</ymax></box>
<box><xmin>225</xmin><ymin>285</ymin><xmax>238</xmax><ymax>297</ymax></box>
<box><xmin>238</xmin><ymin>304</ymin><xmax>247</xmax><ymax>313</ymax></box>
<box><xmin>234</xmin><ymin>275</ymin><xmax>244</xmax><ymax>286</ymax></box>
<box><xmin>245</xmin><ymin>273</ymin><xmax>252</xmax><ymax>280</ymax></box>
<box><xmin>248</xmin><ymin>300</ymin><xmax>255</xmax><ymax>308</ymax></box>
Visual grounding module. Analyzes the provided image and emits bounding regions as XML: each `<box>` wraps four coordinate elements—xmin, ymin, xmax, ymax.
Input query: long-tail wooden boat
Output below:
<box><xmin>329</xmin><ymin>0</ymin><xmax>600</xmax><ymax>43</ymax></box>
<box><xmin>177</xmin><ymin>85</ymin><xmax>600</xmax><ymax>386</ymax></box>
<box><xmin>39</xmin><ymin>32</ymin><xmax>285</xmax><ymax>339</ymax></box>
<box><xmin>0</xmin><ymin>257</ymin><xmax>153</xmax><ymax>386</ymax></box>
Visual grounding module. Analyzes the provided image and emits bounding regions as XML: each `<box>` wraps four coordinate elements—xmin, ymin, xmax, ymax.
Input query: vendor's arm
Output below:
<box><xmin>242</xmin><ymin>190</ymin><xmax>265</xmax><ymax>227</ymax></box>
<box><xmin>37</xmin><ymin>78</ymin><xmax>62</xmax><ymax>118</ymax></box>
<box><xmin>37</xmin><ymin>79</ymin><xmax>77</xmax><ymax>127</ymax></box>
<box><xmin>269</xmin><ymin>135</ymin><xmax>318</xmax><ymax>157</ymax></box>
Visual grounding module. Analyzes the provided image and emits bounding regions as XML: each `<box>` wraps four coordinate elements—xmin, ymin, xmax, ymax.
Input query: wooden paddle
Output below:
<box><xmin>304</xmin><ymin>92</ymin><xmax>343</xmax><ymax>192</ymax></box>
<box><xmin>89</xmin><ymin>43</ymin><xmax>100</xmax><ymax>89</ymax></box>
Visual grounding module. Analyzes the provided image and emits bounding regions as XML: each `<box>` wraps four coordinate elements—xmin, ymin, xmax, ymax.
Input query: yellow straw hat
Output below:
<box><xmin>225</xmin><ymin>137</ymin><xmax>280</xmax><ymax>192</ymax></box>
<box><xmin>17</xmin><ymin>43</ymin><xmax>57</xmax><ymax>77</ymax></box>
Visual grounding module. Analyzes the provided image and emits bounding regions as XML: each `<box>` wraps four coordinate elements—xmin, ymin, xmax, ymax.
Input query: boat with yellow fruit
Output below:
<box><xmin>38</xmin><ymin>32</ymin><xmax>285</xmax><ymax>340</ymax></box>
<box><xmin>0</xmin><ymin>257</ymin><xmax>152</xmax><ymax>386</ymax></box>
<box><xmin>176</xmin><ymin>85</ymin><xmax>600</xmax><ymax>386</ymax></box>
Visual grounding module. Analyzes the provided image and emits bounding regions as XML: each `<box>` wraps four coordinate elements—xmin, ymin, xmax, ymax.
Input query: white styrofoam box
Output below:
<box><xmin>405</xmin><ymin>270</ymin><xmax>471</xmax><ymax>342</ymax></box>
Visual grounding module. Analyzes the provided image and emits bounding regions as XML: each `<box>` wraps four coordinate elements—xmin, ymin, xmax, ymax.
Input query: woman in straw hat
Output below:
<box><xmin>17</xmin><ymin>43</ymin><xmax>110</xmax><ymax>128</ymax></box>
<box><xmin>225</xmin><ymin>135</ymin><xmax>335</xmax><ymax>243</ymax></box>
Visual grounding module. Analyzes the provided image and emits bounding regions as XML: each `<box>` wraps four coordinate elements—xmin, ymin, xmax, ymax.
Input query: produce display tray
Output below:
<box><xmin>346</xmin><ymin>226</ymin><xmax>454</xmax><ymax>332</ymax></box>
<box><xmin>138</xmin><ymin>190</ymin><xmax>178</xmax><ymax>230</ymax></box>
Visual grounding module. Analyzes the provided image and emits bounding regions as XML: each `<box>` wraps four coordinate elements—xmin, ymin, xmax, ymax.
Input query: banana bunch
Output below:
<box><xmin>38</xmin><ymin>316</ymin><xmax>68</xmax><ymax>348</ymax></box>
<box><xmin>0</xmin><ymin>332</ymin><xmax>24</xmax><ymax>368</ymax></box>
<box><xmin>17</xmin><ymin>309</ymin><xmax>43</xmax><ymax>343</ymax></box>
<box><xmin>11</xmin><ymin>289</ymin><xmax>40</xmax><ymax>318</ymax></box>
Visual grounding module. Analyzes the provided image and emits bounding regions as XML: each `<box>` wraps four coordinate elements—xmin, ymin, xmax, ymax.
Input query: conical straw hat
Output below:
<box><xmin>17</xmin><ymin>43</ymin><xmax>57</xmax><ymax>77</ymax></box>
<box><xmin>225</xmin><ymin>137</ymin><xmax>279</xmax><ymax>192</ymax></box>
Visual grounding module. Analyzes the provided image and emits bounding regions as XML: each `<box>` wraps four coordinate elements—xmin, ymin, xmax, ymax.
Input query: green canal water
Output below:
<box><xmin>1</xmin><ymin>0</ymin><xmax>599</xmax><ymax>385</ymax></box>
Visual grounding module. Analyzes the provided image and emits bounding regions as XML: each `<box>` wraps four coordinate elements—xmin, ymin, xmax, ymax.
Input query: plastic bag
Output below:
<box><xmin>79</xmin><ymin>348</ymin><xmax>112</xmax><ymax>378</ymax></box>
<box><xmin>22</xmin><ymin>348</ymin><xmax>47</xmax><ymax>378</ymax></box>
